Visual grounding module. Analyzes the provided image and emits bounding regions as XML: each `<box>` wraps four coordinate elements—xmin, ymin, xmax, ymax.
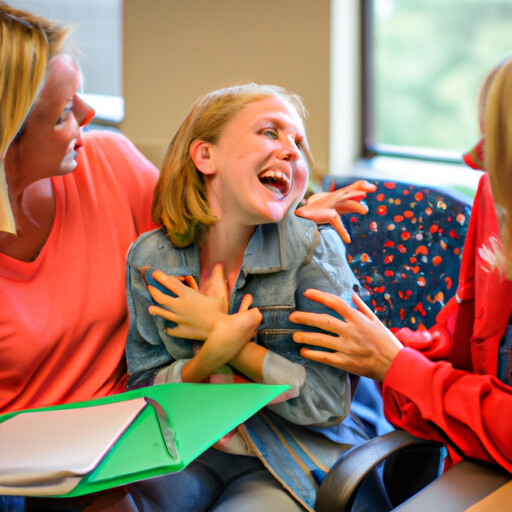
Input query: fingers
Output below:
<box><xmin>296</xmin><ymin>206</ymin><xmax>352</xmax><ymax>244</ymax></box>
<box><xmin>347</xmin><ymin>180</ymin><xmax>377</xmax><ymax>193</ymax></box>
<box><xmin>181</xmin><ymin>275</ymin><xmax>199</xmax><ymax>290</ymax></box>
<box><xmin>351</xmin><ymin>290</ymin><xmax>378</xmax><ymax>321</ymax></box>
<box><xmin>239</xmin><ymin>293</ymin><xmax>254</xmax><ymax>312</ymax></box>
<box><xmin>296</xmin><ymin>207</ymin><xmax>336</xmax><ymax>223</ymax></box>
<box><xmin>328</xmin><ymin>215</ymin><xmax>351</xmax><ymax>244</ymax></box>
<box><xmin>301</xmin><ymin>191</ymin><xmax>330</xmax><ymax>205</ymax></box>
<box><xmin>300</xmin><ymin>288</ymin><xmax>376</xmax><ymax>326</ymax></box>
<box><xmin>147</xmin><ymin>285</ymin><xmax>177</xmax><ymax>305</ymax></box>
<box><xmin>148</xmin><ymin>304</ymin><xmax>178</xmax><ymax>322</ymax></box>
<box><xmin>335</xmin><ymin>199</ymin><xmax>369</xmax><ymax>215</ymax></box>
<box><xmin>166</xmin><ymin>324</ymin><xmax>206</xmax><ymax>340</ymax></box>
<box><xmin>325</xmin><ymin>180</ymin><xmax>374</xmax><ymax>201</ymax></box>
<box><xmin>290</xmin><ymin>309</ymin><xmax>343</xmax><ymax>334</ymax></box>
<box><xmin>330</xmin><ymin>188</ymin><xmax>367</xmax><ymax>203</ymax></box>
<box><xmin>293</xmin><ymin>329</ymin><xmax>341</xmax><ymax>351</ymax></box>
<box><xmin>201</xmin><ymin>263</ymin><xmax>228</xmax><ymax>302</ymax></box>
<box><xmin>149</xmin><ymin>270</ymin><xmax>189</xmax><ymax>298</ymax></box>
<box><xmin>241</xmin><ymin>307</ymin><xmax>263</xmax><ymax>335</ymax></box>
<box><xmin>290</xmin><ymin>289</ymin><xmax>369</xmax><ymax>332</ymax></box>
<box><xmin>298</xmin><ymin>347</ymin><xmax>344</xmax><ymax>368</ymax></box>
<box><xmin>302</xmin><ymin>288</ymin><xmax>356</xmax><ymax>319</ymax></box>
<box><xmin>210</xmin><ymin>262</ymin><xmax>226</xmax><ymax>284</ymax></box>
<box><xmin>306</xmin><ymin>189</ymin><xmax>366</xmax><ymax>207</ymax></box>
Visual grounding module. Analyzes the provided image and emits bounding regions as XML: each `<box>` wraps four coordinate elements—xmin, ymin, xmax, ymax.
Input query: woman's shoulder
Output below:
<box><xmin>80</xmin><ymin>129</ymin><xmax>157</xmax><ymax>177</ymax></box>
<box><xmin>81</xmin><ymin>128</ymin><xmax>131</xmax><ymax>149</ymax></box>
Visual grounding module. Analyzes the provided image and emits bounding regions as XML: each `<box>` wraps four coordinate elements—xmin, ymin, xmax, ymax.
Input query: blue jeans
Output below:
<box><xmin>129</xmin><ymin>448</ymin><xmax>305</xmax><ymax>512</ymax></box>
<box><xmin>0</xmin><ymin>496</ymin><xmax>24</xmax><ymax>512</ymax></box>
<box><xmin>129</xmin><ymin>446</ymin><xmax>392</xmax><ymax>512</ymax></box>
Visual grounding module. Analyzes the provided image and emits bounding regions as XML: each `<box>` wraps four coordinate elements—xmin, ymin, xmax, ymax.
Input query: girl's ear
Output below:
<box><xmin>190</xmin><ymin>140</ymin><xmax>216</xmax><ymax>176</ymax></box>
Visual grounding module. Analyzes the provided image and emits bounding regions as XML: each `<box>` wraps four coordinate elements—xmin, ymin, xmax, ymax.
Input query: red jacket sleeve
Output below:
<box><xmin>383</xmin><ymin>347</ymin><xmax>512</xmax><ymax>471</ymax></box>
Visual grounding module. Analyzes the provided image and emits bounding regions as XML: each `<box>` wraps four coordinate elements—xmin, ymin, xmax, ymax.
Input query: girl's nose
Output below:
<box><xmin>73</xmin><ymin>94</ymin><xmax>96</xmax><ymax>128</ymax></box>
<box><xmin>278</xmin><ymin>137</ymin><xmax>300</xmax><ymax>161</ymax></box>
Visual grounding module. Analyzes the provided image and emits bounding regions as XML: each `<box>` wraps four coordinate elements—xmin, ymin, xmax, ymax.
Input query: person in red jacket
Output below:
<box><xmin>289</xmin><ymin>56</ymin><xmax>512</xmax><ymax>473</ymax></box>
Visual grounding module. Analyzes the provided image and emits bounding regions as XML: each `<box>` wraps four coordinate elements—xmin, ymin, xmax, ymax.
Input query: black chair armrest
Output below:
<box><xmin>315</xmin><ymin>430</ymin><xmax>441</xmax><ymax>512</ymax></box>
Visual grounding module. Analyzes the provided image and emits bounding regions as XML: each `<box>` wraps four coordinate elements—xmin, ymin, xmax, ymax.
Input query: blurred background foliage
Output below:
<box><xmin>371</xmin><ymin>0</ymin><xmax>512</xmax><ymax>155</ymax></box>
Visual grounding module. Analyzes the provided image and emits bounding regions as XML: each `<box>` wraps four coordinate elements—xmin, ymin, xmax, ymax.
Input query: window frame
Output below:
<box><xmin>329</xmin><ymin>0</ymin><xmax>481</xmax><ymax>197</ymax></box>
<box><xmin>360</xmin><ymin>0</ymin><xmax>466</xmax><ymax>166</ymax></box>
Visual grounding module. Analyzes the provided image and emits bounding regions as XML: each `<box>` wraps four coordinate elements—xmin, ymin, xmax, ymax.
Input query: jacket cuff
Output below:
<box><xmin>154</xmin><ymin>359</ymin><xmax>191</xmax><ymax>384</ymax></box>
<box><xmin>262</xmin><ymin>351</ymin><xmax>306</xmax><ymax>398</ymax></box>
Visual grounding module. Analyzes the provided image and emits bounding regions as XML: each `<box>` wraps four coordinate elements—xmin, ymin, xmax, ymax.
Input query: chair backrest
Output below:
<box><xmin>325</xmin><ymin>177</ymin><xmax>473</xmax><ymax>330</ymax></box>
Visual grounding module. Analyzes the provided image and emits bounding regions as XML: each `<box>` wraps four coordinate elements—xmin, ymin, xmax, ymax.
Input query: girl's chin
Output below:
<box><xmin>261</xmin><ymin>200</ymin><xmax>295</xmax><ymax>223</ymax></box>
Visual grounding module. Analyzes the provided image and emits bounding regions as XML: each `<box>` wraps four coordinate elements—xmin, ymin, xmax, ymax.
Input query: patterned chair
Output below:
<box><xmin>326</xmin><ymin>177</ymin><xmax>473</xmax><ymax>330</ymax></box>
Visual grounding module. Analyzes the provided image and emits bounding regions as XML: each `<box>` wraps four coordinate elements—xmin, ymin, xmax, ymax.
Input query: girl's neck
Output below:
<box><xmin>199</xmin><ymin>221</ymin><xmax>255</xmax><ymax>294</ymax></box>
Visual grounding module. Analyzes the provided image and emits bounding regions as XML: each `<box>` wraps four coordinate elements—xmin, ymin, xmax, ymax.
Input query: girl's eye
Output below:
<box><xmin>57</xmin><ymin>100</ymin><xmax>73</xmax><ymax>125</ymax></box>
<box><xmin>262</xmin><ymin>128</ymin><xmax>278</xmax><ymax>139</ymax></box>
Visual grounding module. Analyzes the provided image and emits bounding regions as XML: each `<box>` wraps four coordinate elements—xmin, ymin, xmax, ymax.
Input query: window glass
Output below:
<box><xmin>10</xmin><ymin>0</ymin><xmax>122</xmax><ymax>97</ymax></box>
<box><xmin>368</xmin><ymin>0</ymin><xmax>512</xmax><ymax>158</ymax></box>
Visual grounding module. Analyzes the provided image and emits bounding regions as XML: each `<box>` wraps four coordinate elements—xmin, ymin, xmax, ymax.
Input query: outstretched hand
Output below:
<box><xmin>289</xmin><ymin>290</ymin><xmax>402</xmax><ymax>382</ymax></box>
<box><xmin>295</xmin><ymin>180</ymin><xmax>377</xmax><ymax>244</ymax></box>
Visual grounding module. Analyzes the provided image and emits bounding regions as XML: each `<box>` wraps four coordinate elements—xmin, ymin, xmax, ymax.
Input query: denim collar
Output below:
<box><xmin>172</xmin><ymin>218</ymin><xmax>291</xmax><ymax>283</ymax></box>
<box><xmin>241</xmin><ymin>221</ymin><xmax>289</xmax><ymax>277</ymax></box>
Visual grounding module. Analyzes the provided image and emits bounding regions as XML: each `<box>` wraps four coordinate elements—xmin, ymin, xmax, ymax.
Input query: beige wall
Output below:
<box><xmin>121</xmin><ymin>0</ymin><xmax>331</xmax><ymax>177</ymax></box>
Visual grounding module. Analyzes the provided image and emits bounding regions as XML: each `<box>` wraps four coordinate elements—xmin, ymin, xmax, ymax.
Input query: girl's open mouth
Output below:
<box><xmin>258</xmin><ymin>169</ymin><xmax>291</xmax><ymax>197</ymax></box>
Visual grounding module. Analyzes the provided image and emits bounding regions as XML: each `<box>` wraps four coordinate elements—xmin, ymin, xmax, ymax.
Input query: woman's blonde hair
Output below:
<box><xmin>484</xmin><ymin>57</ymin><xmax>512</xmax><ymax>279</ymax></box>
<box><xmin>0</xmin><ymin>2</ymin><xmax>69</xmax><ymax>232</ymax></box>
<box><xmin>0</xmin><ymin>3</ymin><xmax>69</xmax><ymax>156</ymax></box>
<box><xmin>152</xmin><ymin>83</ymin><xmax>313</xmax><ymax>248</ymax></box>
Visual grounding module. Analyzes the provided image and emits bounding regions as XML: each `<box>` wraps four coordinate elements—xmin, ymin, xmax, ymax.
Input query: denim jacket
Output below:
<box><xmin>125</xmin><ymin>213</ymin><xmax>362</xmax><ymax>510</ymax></box>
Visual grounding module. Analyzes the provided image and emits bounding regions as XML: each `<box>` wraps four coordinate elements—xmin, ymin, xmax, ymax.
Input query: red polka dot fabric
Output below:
<box><xmin>329</xmin><ymin>179</ymin><xmax>473</xmax><ymax>329</ymax></box>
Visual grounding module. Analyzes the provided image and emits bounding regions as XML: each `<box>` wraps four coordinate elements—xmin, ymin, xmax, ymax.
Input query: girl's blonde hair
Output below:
<box><xmin>152</xmin><ymin>83</ymin><xmax>313</xmax><ymax>248</ymax></box>
<box><xmin>484</xmin><ymin>57</ymin><xmax>512</xmax><ymax>279</ymax></box>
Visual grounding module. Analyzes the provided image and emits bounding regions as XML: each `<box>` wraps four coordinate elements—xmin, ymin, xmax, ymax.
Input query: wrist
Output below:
<box><xmin>377</xmin><ymin>343</ymin><xmax>402</xmax><ymax>382</ymax></box>
<box><xmin>181</xmin><ymin>349</ymin><xmax>221</xmax><ymax>382</ymax></box>
<box><xmin>230</xmin><ymin>342</ymin><xmax>266</xmax><ymax>382</ymax></box>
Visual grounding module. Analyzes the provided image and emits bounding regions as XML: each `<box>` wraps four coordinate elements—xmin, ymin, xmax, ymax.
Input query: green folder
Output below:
<box><xmin>0</xmin><ymin>383</ymin><xmax>288</xmax><ymax>497</ymax></box>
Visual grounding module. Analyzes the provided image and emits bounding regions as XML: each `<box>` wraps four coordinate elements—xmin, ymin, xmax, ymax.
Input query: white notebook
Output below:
<box><xmin>0</xmin><ymin>397</ymin><xmax>147</xmax><ymax>495</ymax></box>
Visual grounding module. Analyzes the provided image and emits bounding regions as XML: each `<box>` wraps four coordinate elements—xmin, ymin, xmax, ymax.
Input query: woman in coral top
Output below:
<box><xmin>0</xmin><ymin>39</ymin><xmax>158</xmax><ymax>417</ymax></box>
